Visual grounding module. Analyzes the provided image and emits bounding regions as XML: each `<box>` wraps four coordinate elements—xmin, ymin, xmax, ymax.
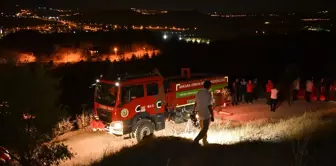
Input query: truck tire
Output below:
<box><xmin>133</xmin><ymin>119</ymin><xmax>154</xmax><ymax>142</ymax></box>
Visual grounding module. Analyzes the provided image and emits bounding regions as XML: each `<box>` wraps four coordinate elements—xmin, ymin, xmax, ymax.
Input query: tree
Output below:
<box><xmin>143</xmin><ymin>53</ymin><xmax>150</xmax><ymax>60</ymax></box>
<box><xmin>0</xmin><ymin>64</ymin><xmax>73</xmax><ymax>166</ymax></box>
<box><xmin>131</xmin><ymin>54</ymin><xmax>137</xmax><ymax>61</ymax></box>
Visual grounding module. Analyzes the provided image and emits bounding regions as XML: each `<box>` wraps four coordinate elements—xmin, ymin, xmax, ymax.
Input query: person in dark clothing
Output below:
<box><xmin>236</xmin><ymin>79</ymin><xmax>242</xmax><ymax>102</ymax></box>
<box><xmin>292</xmin><ymin>77</ymin><xmax>300</xmax><ymax>101</ymax></box>
<box><xmin>278</xmin><ymin>79</ymin><xmax>292</xmax><ymax>107</ymax></box>
<box><xmin>332</xmin><ymin>81</ymin><xmax>336</xmax><ymax>101</ymax></box>
<box><xmin>315</xmin><ymin>78</ymin><xmax>322</xmax><ymax>101</ymax></box>
<box><xmin>253</xmin><ymin>78</ymin><xmax>259</xmax><ymax>100</ymax></box>
<box><xmin>231</xmin><ymin>79</ymin><xmax>239</xmax><ymax>106</ymax></box>
<box><xmin>305</xmin><ymin>79</ymin><xmax>313</xmax><ymax>103</ymax></box>
<box><xmin>288</xmin><ymin>83</ymin><xmax>293</xmax><ymax>106</ymax></box>
<box><xmin>323</xmin><ymin>78</ymin><xmax>331</xmax><ymax>102</ymax></box>
<box><xmin>240</xmin><ymin>79</ymin><xmax>247</xmax><ymax>103</ymax></box>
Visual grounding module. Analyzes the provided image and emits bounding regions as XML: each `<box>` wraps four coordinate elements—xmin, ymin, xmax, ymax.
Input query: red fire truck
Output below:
<box><xmin>91</xmin><ymin>68</ymin><xmax>229</xmax><ymax>142</ymax></box>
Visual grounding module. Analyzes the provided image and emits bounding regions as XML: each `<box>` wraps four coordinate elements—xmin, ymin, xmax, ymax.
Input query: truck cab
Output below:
<box><xmin>92</xmin><ymin>73</ymin><xmax>166</xmax><ymax>141</ymax></box>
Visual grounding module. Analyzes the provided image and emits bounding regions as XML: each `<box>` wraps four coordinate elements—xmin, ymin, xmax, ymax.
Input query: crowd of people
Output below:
<box><xmin>229</xmin><ymin>77</ymin><xmax>336</xmax><ymax>112</ymax></box>
<box><xmin>230</xmin><ymin>78</ymin><xmax>262</xmax><ymax>105</ymax></box>
<box><xmin>193</xmin><ymin>77</ymin><xmax>335</xmax><ymax>145</ymax></box>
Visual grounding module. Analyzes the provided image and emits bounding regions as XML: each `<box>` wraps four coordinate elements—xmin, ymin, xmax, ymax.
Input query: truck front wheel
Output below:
<box><xmin>133</xmin><ymin>119</ymin><xmax>154</xmax><ymax>142</ymax></box>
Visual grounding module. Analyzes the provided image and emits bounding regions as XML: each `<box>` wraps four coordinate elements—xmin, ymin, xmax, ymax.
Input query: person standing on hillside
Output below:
<box><xmin>332</xmin><ymin>80</ymin><xmax>336</xmax><ymax>101</ymax></box>
<box><xmin>270</xmin><ymin>85</ymin><xmax>279</xmax><ymax>112</ymax></box>
<box><xmin>306</xmin><ymin>79</ymin><xmax>313</xmax><ymax>102</ymax></box>
<box><xmin>193</xmin><ymin>80</ymin><xmax>214</xmax><ymax>145</ymax></box>
<box><xmin>253</xmin><ymin>78</ymin><xmax>259</xmax><ymax>100</ymax></box>
<box><xmin>292</xmin><ymin>77</ymin><xmax>300</xmax><ymax>101</ymax></box>
<box><xmin>315</xmin><ymin>78</ymin><xmax>322</xmax><ymax>101</ymax></box>
<box><xmin>246</xmin><ymin>80</ymin><xmax>254</xmax><ymax>104</ymax></box>
<box><xmin>266</xmin><ymin>80</ymin><xmax>274</xmax><ymax>105</ymax></box>
<box><xmin>323</xmin><ymin>78</ymin><xmax>331</xmax><ymax>102</ymax></box>
<box><xmin>240</xmin><ymin>79</ymin><xmax>247</xmax><ymax>103</ymax></box>
<box><xmin>231</xmin><ymin>79</ymin><xmax>239</xmax><ymax>106</ymax></box>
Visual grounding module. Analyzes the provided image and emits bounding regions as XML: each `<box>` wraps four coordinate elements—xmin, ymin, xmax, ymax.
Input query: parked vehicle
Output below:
<box><xmin>91</xmin><ymin>68</ymin><xmax>229</xmax><ymax>142</ymax></box>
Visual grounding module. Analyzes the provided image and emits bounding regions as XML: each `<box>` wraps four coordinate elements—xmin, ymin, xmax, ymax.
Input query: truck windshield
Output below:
<box><xmin>95</xmin><ymin>82</ymin><xmax>118</xmax><ymax>106</ymax></box>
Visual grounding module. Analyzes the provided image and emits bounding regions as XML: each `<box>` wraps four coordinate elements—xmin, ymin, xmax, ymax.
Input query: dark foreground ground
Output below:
<box><xmin>59</xmin><ymin>100</ymin><xmax>336</xmax><ymax>166</ymax></box>
<box><xmin>93</xmin><ymin>110</ymin><xmax>336</xmax><ymax>166</ymax></box>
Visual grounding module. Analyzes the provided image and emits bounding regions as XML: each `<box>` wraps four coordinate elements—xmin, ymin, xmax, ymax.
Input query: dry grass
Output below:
<box><xmin>90</xmin><ymin>110</ymin><xmax>336</xmax><ymax>166</ymax></box>
<box><xmin>53</xmin><ymin>112</ymin><xmax>92</xmax><ymax>137</ymax></box>
<box><xmin>178</xmin><ymin>111</ymin><xmax>332</xmax><ymax>145</ymax></box>
<box><xmin>75</xmin><ymin>112</ymin><xmax>92</xmax><ymax>129</ymax></box>
<box><xmin>53</xmin><ymin>117</ymin><xmax>74</xmax><ymax>137</ymax></box>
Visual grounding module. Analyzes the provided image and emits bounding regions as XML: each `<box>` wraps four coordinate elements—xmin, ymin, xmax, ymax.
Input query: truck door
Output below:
<box><xmin>120</xmin><ymin>84</ymin><xmax>147</xmax><ymax>120</ymax></box>
<box><xmin>145</xmin><ymin>81</ymin><xmax>166</xmax><ymax>130</ymax></box>
<box><xmin>145</xmin><ymin>81</ymin><xmax>165</xmax><ymax>114</ymax></box>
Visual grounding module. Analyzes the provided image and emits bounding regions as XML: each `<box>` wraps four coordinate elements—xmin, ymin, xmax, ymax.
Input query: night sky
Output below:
<box><xmin>1</xmin><ymin>0</ymin><xmax>334</xmax><ymax>12</ymax></box>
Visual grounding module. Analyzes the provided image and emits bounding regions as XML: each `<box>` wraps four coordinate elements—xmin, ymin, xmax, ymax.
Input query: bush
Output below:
<box><xmin>28</xmin><ymin>142</ymin><xmax>73</xmax><ymax>166</ymax></box>
<box><xmin>53</xmin><ymin>117</ymin><xmax>74</xmax><ymax>137</ymax></box>
<box><xmin>76</xmin><ymin>111</ymin><xmax>92</xmax><ymax>129</ymax></box>
<box><xmin>52</xmin><ymin>110</ymin><xmax>93</xmax><ymax>137</ymax></box>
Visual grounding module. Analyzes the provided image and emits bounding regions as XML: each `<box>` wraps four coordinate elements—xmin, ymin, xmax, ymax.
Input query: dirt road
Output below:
<box><xmin>59</xmin><ymin>100</ymin><xmax>336</xmax><ymax>166</ymax></box>
<box><xmin>215</xmin><ymin>100</ymin><xmax>335</xmax><ymax>122</ymax></box>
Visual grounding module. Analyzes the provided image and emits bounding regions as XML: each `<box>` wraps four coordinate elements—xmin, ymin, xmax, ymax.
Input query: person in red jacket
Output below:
<box><xmin>246</xmin><ymin>80</ymin><xmax>254</xmax><ymax>104</ymax></box>
<box><xmin>266</xmin><ymin>80</ymin><xmax>274</xmax><ymax>105</ymax></box>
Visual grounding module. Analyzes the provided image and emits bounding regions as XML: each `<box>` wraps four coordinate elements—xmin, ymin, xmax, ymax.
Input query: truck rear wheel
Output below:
<box><xmin>133</xmin><ymin>119</ymin><xmax>154</xmax><ymax>142</ymax></box>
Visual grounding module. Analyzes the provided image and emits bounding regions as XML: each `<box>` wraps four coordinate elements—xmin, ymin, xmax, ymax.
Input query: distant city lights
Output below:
<box><xmin>130</xmin><ymin>8</ymin><xmax>168</xmax><ymax>15</ymax></box>
<box><xmin>0</xmin><ymin>6</ymin><xmax>332</xmax><ymax>42</ymax></box>
<box><xmin>303</xmin><ymin>26</ymin><xmax>330</xmax><ymax>32</ymax></box>
<box><xmin>301</xmin><ymin>18</ymin><xmax>330</xmax><ymax>22</ymax></box>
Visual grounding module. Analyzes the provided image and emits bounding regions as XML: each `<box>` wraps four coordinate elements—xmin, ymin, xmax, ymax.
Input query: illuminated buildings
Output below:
<box><xmin>161</xmin><ymin>31</ymin><xmax>211</xmax><ymax>44</ymax></box>
<box><xmin>130</xmin><ymin>8</ymin><xmax>168</xmax><ymax>15</ymax></box>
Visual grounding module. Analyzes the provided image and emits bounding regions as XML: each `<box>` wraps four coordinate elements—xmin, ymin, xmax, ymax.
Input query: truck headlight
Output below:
<box><xmin>111</xmin><ymin>121</ymin><xmax>123</xmax><ymax>130</ymax></box>
<box><xmin>113</xmin><ymin>122</ymin><xmax>122</xmax><ymax>129</ymax></box>
<box><xmin>107</xmin><ymin>121</ymin><xmax>124</xmax><ymax>135</ymax></box>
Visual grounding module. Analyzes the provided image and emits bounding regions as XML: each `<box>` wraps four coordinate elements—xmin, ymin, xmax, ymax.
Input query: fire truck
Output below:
<box><xmin>91</xmin><ymin>68</ymin><xmax>229</xmax><ymax>142</ymax></box>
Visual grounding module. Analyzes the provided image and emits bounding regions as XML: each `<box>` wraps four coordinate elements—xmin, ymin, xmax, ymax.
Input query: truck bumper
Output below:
<box><xmin>91</xmin><ymin>119</ymin><xmax>132</xmax><ymax>136</ymax></box>
<box><xmin>91</xmin><ymin>120</ymin><xmax>124</xmax><ymax>135</ymax></box>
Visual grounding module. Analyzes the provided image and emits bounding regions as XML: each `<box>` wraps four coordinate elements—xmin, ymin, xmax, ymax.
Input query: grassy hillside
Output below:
<box><xmin>92</xmin><ymin>110</ymin><xmax>336</xmax><ymax>166</ymax></box>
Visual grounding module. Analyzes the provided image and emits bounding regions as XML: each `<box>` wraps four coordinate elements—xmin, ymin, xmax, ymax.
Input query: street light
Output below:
<box><xmin>114</xmin><ymin>47</ymin><xmax>118</xmax><ymax>55</ymax></box>
<box><xmin>163</xmin><ymin>34</ymin><xmax>168</xmax><ymax>40</ymax></box>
